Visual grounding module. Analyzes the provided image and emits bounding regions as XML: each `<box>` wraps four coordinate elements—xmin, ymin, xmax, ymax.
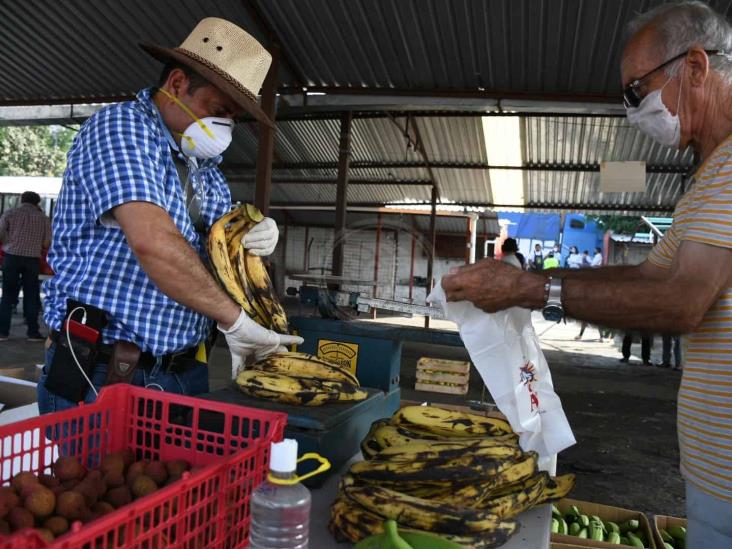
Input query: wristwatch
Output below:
<box><xmin>542</xmin><ymin>276</ymin><xmax>564</xmax><ymax>322</ymax></box>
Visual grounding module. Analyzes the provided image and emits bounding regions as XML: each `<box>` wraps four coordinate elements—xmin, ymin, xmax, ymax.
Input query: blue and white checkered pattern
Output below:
<box><xmin>43</xmin><ymin>88</ymin><xmax>232</xmax><ymax>356</ymax></box>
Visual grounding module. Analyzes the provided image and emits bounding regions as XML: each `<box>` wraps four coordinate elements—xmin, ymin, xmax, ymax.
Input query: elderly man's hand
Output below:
<box><xmin>441</xmin><ymin>259</ymin><xmax>546</xmax><ymax>313</ymax></box>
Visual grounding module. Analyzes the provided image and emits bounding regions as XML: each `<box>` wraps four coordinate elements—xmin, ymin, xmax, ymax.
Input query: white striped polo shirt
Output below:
<box><xmin>648</xmin><ymin>134</ymin><xmax>732</xmax><ymax>502</ymax></box>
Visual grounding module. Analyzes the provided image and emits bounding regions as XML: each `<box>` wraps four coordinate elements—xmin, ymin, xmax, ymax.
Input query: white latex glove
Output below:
<box><xmin>219</xmin><ymin>309</ymin><xmax>303</xmax><ymax>379</ymax></box>
<box><xmin>242</xmin><ymin>217</ymin><xmax>279</xmax><ymax>256</ymax></box>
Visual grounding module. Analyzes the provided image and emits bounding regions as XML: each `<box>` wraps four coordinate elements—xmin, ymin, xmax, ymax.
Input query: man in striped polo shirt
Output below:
<box><xmin>442</xmin><ymin>3</ymin><xmax>732</xmax><ymax>546</ymax></box>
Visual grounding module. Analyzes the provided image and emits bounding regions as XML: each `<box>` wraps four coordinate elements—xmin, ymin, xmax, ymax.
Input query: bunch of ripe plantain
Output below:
<box><xmin>553</xmin><ymin>504</ymin><xmax>651</xmax><ymax>548</ymax></box>
<box><xmin>0</xmin><ymin>450</ymin><xmax>191</xmax><ymax>542</ymax></box>
<box><xmin>208</xmin><ymin>204</ymin><xmax>289</xmax><ymax>334</ymax></box>
<box><xmin>659</xmin><ymin>525</ymin><xmax>686</xmax><ymax>549</ymax></box>
<box><xmin>329</xmin><ymin>405</ymin><xmax>575</xmax><ymax>548</ymax></box>
<box><xmin>236</xmin><ymin>351</ymin><xmax>368</xmax><ymax>406</ymax></box>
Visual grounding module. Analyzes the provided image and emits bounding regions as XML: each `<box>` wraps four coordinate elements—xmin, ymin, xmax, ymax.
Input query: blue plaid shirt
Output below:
<box><xmin>43</xmin><ymin>88</ymin><xmax>232</xmax><ymax>356</ymax></box>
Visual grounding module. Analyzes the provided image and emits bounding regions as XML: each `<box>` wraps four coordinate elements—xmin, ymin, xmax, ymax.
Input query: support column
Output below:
<box><xmin>408</xmin><ymin>231</ymin><xmax>416</xmax><ymax>301</ymax></box>
<box><xmin>254</xmin><ymin>45</ymin><xmax>279</xmax><ymax>216</ymax></box>
<box><xmin>468</xmin><ymin>213</ymin><xmax>479</xmax><ymax>264</ymax></box>
<box><xmin>371</xmin><ymin>213</ymin><xmax>382</xmax><ymax>319</ymax></box>
<box><xmin>425</xmin><ymin>186</ymin><xmax>437</xmax><ymax>328</ymax></box>
<box><xmin>331</xmin><ymin>111</ymin><xmax>353</xmax><ymax>281</ymax></box>
<box><xmin>464</xmin><ymin>216</ymin><xmax>471</xmax><ymax>264</ymax></box>
<box><xmin>281</xmin><ymin>217</ymin><xmax>288</xmax><ymax>293</ymax></box>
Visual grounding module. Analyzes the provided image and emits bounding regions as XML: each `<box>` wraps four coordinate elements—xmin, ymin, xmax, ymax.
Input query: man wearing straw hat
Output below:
<box><xmin>38</xmin><ymin>18</ymin><xmax>302</xmax><ymax>414</ymax></box>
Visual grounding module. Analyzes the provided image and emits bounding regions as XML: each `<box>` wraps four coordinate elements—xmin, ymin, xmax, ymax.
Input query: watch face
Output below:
<box><xmin>542</xmin><ymin>304</ymin><xmax>563</xmax><ymax>322</ymax></box>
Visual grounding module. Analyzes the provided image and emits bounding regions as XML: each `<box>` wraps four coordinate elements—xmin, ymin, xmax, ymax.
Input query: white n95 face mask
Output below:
<box><xmin>625</xmin><ymin>76</ymin><xmax>681</xmax><ymax>149</ymax></box>
<box><xmin>180</xmin><ymin>117</ymin><xmax>233</xmax><ymax>159</ymax></box>
<box><xmin>157</xmin><ymin>87</ymin><xmax>235</xmax><ymax>159</ymax></box>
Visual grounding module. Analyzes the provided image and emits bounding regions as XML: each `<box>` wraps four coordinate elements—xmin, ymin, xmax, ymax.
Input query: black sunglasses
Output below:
<box><xmin>623</xmin><ymin>49</ymin><xmax>721</xmax><ymax>108</ymax></box>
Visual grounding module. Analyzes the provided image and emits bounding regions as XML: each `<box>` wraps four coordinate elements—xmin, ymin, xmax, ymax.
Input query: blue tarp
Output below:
<box><xmin>498</xmin><ymin>212</ymin><xmax>561</xmax><ymax>241</ymax></box>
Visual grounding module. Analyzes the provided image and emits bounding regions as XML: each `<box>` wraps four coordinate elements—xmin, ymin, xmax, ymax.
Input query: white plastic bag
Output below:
<box><xmin>428</xmin><ymin>281</ymin><xmax>575</xmax><ymax>463</ymax></box>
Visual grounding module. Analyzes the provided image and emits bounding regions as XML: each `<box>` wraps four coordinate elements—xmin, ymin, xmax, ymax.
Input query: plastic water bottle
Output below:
<box><xmin>249</xmin><ymin>439</ymin><xmax>311</xmax><ymax>549</ymax></box>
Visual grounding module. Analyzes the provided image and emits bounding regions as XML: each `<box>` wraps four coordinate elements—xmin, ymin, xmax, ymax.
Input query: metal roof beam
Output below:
<box><xmin>280</xmin><ymin>94</ymin><xmax>625</xmax><ymax>116</ymax></box>
<box><xmin>0</xmin><ymin>103</ymin><xmax>627</xmax><ymax>123</ymax></box>
<box><xmin>268</xmin><ymin>201</ymin><xmax>675</xmax><ymax>213</ymax></box>
<box><xmin>277</xmin><ymin>86</ymin><xmax>621</xmax><ymax>105</ymax></box>
<box><xmin>225</xmin><ymin>161</ymin><xmax>692</xmax><ymax>174</ymax></box>
<box><xmin>275</xmin><ymin>109</ymin><xmax>627</xmax><ymax>121</ymax></box>
<box><xmin>0</xmin><ymin>104</ymin><xmax>104</xmax><ymax>126</ymax></box>
<box><xmin>228</xmin><ymin>178</ymin><xmax>432</xmax><ymax>186</ymax></box>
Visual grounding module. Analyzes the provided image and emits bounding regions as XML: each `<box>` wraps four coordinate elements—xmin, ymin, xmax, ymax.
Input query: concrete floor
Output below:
<box><xmin>0</xmin><ymin>308</ymin><xmax>683</xmax><ymax>517</ymax></box>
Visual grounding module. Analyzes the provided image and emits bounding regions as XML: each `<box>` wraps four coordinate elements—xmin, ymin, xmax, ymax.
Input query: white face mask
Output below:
<box><xmin>158</xmin><ymin>87</ymin><xmax>235</xmax><ymax>159</ymax></box>
<box><xmin>625</xmin><ymin>75</ymin><xmax>682</xmax><ymax>149</ymax></box>
<box><xmin>180</xmin><ymin>117</ymin><xmax>234</xmax><ymax>159</ymax></box>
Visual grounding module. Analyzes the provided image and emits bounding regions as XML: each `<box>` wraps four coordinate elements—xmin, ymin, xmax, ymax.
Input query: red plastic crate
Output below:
<box><xmin>0</xmin><ymin>385</ymin><xmax>286</xmax><ymax>548</ymax></box>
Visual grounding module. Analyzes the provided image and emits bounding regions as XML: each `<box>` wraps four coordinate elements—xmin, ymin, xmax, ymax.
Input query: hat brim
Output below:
<box><xmin>139</xmin><ymin>42</ymin><xmax>274</xmax><ymax>127</ymax></box>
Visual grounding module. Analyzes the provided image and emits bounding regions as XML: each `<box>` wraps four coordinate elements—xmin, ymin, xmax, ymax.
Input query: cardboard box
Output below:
<box><xmin>0</xmin><ymin>375</ymin><xmax>38</xmax><ymax>409</ymax></box>
<box><xmin>551</xmin><ymin>498</ymin><xmax>656</xmax><ymax>549</ymax></box>
<box><xmin>652</xmin><ymin>515</ymin><xmax>686</xmax><ymax>549</ymax></box>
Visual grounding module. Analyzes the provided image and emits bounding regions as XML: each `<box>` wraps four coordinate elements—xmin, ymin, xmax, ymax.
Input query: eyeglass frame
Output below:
<box><xmin>623</xmin><ymin>49</ymin><xmax>721</xmax><ymax>108</ymax></box>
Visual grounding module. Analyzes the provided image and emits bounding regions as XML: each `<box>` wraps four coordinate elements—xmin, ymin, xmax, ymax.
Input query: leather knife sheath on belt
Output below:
<box><xmin>106</xmin><ymin>341</ymin><xmax>141</xmax><ymax>385</ymax></box>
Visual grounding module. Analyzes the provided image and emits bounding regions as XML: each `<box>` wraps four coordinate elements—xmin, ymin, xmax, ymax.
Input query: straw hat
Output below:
<box><xmin>140</xmin><ymin>17</ymin><xmax>273</xmax><ymax>126</ymax></box>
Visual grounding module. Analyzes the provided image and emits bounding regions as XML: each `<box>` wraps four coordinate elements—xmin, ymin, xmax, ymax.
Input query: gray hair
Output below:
<box><xmin>626</xmin><ymin>1</ymin><xmax>732</xmax><ymax>83</ymax></box>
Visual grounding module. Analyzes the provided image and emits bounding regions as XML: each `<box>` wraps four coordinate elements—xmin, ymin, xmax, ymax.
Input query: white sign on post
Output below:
<box><xmin>600</xmin><ymin>161</ymin><xmax>646</xmax><ymax>193</ymax></box>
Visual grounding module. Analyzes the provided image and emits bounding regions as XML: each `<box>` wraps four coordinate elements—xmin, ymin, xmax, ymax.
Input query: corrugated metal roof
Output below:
<box><xmin>0</xmin><ymin>0</ymin><xmax>285</xmax><ymax>104</ymax></box>
<box><xmin>525</xmin><ymin>170</ymin><xmax>683</xmax><ymax>211</ymax></box>
<box><xmin>523</xmin><ymin>117</ymin><xmax>694</xmax><ymax>167</ymax></box>
<box><xmin>7</xmin><ymin>0</ymin><xmax>732</xmax><ymax>104</ymax></box>
<box><xmin>225</xmin><ymin>113</ymin><xmax>689</xmax><ymax>210</ymax></box>
<box><xmin>431</xmin><ymin>168</ymin><xmax>492</xmax><ymax>204</ymax></box>
<box><xmin>0</xmin><ymin>0</ymin><xmax>712</xmax><ymax>215</ymax></box>
<box><xmin>351</xmin><ymin>118</ymin><xmax>424</xmax><ymax>163</ymax></box>
<box><xmin>258</xmin><ymin>0</ymin><xmax>732</xmax><ymax>97</ymax></box>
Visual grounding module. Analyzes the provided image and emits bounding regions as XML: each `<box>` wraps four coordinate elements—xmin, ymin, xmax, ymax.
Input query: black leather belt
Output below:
<box><xmin>49</xmin><ymin>330</ymin><xmax>201</xmax><ymax>374</ymax></box>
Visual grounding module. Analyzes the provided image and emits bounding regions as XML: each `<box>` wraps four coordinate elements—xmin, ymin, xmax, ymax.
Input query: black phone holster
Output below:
<box><xmin>45</xmin><ymin>300</ymin><xmax>108</xmax><ymax>402</ymax></box>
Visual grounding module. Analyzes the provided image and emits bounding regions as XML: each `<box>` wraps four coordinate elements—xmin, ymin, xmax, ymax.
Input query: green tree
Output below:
<box><xmin>0</xmin><ymin>125</ymin><xmax>77</xmax><ymax>177</ymax></box>
<box><xmin>588</xmin><ymin>215</ymin><xmax>642</xmax><ymax>235</ymax></box>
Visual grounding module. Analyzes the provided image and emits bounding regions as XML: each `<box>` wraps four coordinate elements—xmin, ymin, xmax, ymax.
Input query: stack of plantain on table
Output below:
<box><xmin>208</xmin><ymin>204</ymin><xmax>288</xmax><ymax>333</ymax></box>
<box><xmin>329</xmin><ymin>405</ymin><xmax>575</xmax><ymax>548</ymax></box>
<box><xmin>236</xmin><ymin>352</ymin><xmax>368</xmax><ymax>406</ymax></box>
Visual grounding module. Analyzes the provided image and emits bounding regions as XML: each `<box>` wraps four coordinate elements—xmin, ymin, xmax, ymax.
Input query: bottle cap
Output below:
<box><xmin>270</xmin><ymin>439</ymin><xmax>298</xmax><ymax>473</ymax></box>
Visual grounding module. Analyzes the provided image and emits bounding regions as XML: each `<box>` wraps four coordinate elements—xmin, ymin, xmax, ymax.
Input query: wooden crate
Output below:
<box><xmin>414</xmin><ymin>357</ymin><xmax>470</xmax><ymax>395</ymax></box>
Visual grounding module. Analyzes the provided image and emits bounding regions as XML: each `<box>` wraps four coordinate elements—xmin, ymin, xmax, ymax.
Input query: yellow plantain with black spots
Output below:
<box><xmin>372</xmin><ymin>436</ymin><xmax>521</xmax><ymax>462</ymax></box>
<box><xmin>393</xmin><ymin>405</ymin><xmax>513</xmax><ymax>437</ymax></box>
<box><xmin>342</xmin><ymin>484</ymin><xmax>518</xmax><ymax>536</ymax></box>
<box><xmin>476</xmin><ymin>472</ymin><xmax>550</xmax><ymax>518</ymax></box>
<box><xmin>209</xmin><ymin>204</ymin><xmax>289</xmax><ymax>333</ymax></box>
<box><xmin>236</xmin><ymin>370</ymin><xmax>367</xmax><ymax>406</ymax></box>
<box><xmin>253</xmin><ymin>352</ymin><xmax>359</xmax><ymax>385</ymax></box>
<box><xmin>533</xmin><ymin>472</ymin><xmax>576</xmax><ymax>504</ymax></box>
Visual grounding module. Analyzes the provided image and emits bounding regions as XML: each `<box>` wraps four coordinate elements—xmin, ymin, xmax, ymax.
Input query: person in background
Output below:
<box><xmin>530</xmin><ymin>243</ymin><xmax>544</xmax><ymax>271</ymax></box>
<box><xmin>500</xmin><ymin>238</ymin><xmax>522</xmax><ymax>269</ymax></box>
<box><xmin>620</xmin><ymin>332</ymin><xmax>653</xmax><ymax>366</ymax></box>
<box><xmin>543</xmin><ymin>252</ymin><xmax>559</xmax><ymax>269</ymax></box>
<box><xmin>0</xmin><ymin>191</ymin><xmax>51</xmax><ymax>341</ymax></box>
<box><xmin>566</xmin><ymin>246</ymin><xmax>582</xmax><ymax>269</ymax></box>
<box><xmin>581</xmin><ymin>250</ymin><xmax>591</xmax><ymax>267</ymax></box>
<box><xmin>658</xmin><ymin>334</ymin><xmax>682</xmax><ymax>369</ymax></box>
<box><xmin>591</xmin><ymin>247</ymin><xmax>603</xmax><ymax>267</ymax></box>
<box><xmin>575</xmin><ymin>250</ymin><xmax>603</xmax><ymax>341</ymax></box>
<box><xmin>515</xmin><ymin>251</ymin><xmax>527</xmax><ymax>270</ymax></box>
